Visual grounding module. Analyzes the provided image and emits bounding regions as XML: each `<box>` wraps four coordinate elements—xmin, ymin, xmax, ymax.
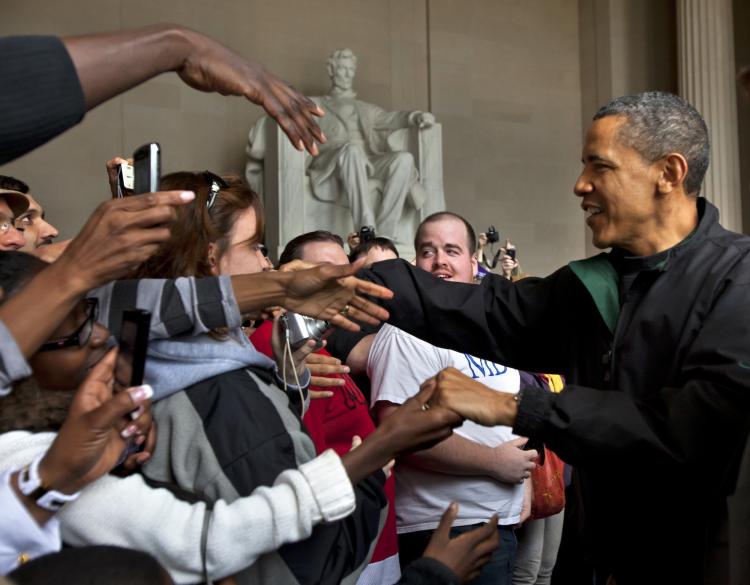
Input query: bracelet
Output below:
<box><xmin>17</xmin><ymin>455</ymin><xmax>81</xmax><ymax>512</ymax></box>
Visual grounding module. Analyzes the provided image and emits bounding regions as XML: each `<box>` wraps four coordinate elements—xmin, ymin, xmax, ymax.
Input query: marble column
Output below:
<box><xmin>678</xmin><ymin>0</ymin><xmax>743</xmax><ymax>232</ymax></box>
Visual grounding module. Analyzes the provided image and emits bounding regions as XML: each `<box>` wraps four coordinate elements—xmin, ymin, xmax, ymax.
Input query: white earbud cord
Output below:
<box><xmin>282</xmin><ymin>323</ymin><xmax>305</xmax><ymax>416</ymax></box>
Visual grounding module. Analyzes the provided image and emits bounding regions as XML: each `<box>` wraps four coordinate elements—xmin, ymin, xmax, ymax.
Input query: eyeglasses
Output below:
<box><xmin>203</xmin><ymin>171</ymin><xmax>228</xmax><ymax>210</ymax></box>
<box><xmin>39</xmin><ymin>298</ymin><xmax>99</xmax><ymax>352</ymax></box>
<box><xmin>0</xmin><ymin>215</ymin><xmax>22</xmax><ymax>234</ymax></box>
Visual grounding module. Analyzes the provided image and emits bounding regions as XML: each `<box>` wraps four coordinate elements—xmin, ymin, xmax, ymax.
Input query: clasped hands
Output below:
<box><xmin>419</xmin><ymin>367</ymin><xmax>519</xmax><ymax>428</ymax></box>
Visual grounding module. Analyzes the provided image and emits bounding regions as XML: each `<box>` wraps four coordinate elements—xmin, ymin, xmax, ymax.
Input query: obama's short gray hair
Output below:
<box><xmin>594</xmin><ymin>92</ymin><xmax>709</xmax><ymax>196</ymax></box>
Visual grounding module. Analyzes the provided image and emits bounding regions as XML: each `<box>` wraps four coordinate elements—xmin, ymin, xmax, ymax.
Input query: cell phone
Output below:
<box><xmin>132</xmin><ymin>142</ymin><xmax>161</xmax><ymax>195</ymax></box>
<box><xmin>116</xmin><ymin>163</ymin><xmax>134</xmax><ymax>198</ymax></box>
<box><xmin>113</xmin><ymin>309</ymin><xmax>151</xmax><ymax>395</ymax></box>
<box><xmin>506</xmin><ymin>248</ymin><xmax>517</xmax><ymax>260</ymax></box>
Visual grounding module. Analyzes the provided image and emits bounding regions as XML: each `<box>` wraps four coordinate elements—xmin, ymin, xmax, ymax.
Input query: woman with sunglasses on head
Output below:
<box><xmin>68</xmin><ymin>171</ymin><xmax>463</xmax><ymax>584</ymax></box>
<box><xmin>128</xmin><ymin>171</ymin><xmax>388</xmax><ymax>585</ymax></box>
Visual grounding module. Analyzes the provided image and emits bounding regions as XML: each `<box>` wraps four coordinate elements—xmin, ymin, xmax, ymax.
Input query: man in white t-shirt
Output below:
<box><xmin>368</xmin><ymin>211</ymin><xmax>539</xmax><ymax>585</ymax></box>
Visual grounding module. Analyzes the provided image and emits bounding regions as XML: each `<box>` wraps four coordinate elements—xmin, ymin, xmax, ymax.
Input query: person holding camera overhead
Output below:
<box><xmin>477</xmin><ymin>229</ymin><xmax>525</xmax><ymax>281</ymax></box>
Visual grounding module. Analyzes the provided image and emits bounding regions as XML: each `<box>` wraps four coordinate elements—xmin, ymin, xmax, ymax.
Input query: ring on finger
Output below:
<box><xmin>340</xmin><ymin>304</ymin><xmax>351</xmax><ymax>316</ymax></box>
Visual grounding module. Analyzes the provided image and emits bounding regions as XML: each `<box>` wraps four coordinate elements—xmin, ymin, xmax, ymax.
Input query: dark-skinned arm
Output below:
<box><xmin>62</xmin><ymin>24</ymin><xmax>325</xmax><ymax>154</ymax></box>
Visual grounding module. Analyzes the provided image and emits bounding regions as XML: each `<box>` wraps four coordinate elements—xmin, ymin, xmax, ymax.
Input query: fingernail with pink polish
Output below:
<box><xmin>128</xmin><ymin>385</ymin><xmax>153</xmax><ymax>404</ymax></box>
<box><xmin>180</xmin><ymin>191</ymin><xmax>195</xmax><ymax>201</ymax></box>
<box><xmin>121</xmin><ymin>424</ymin><xmax>137</xmax><ymax>439</ymax></box>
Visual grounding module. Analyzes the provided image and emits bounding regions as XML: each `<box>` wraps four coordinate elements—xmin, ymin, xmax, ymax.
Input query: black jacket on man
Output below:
<box><xmin>365</xmin><ymin>198</ymin><xmax>750</xmax><ymax>584</ymax></box>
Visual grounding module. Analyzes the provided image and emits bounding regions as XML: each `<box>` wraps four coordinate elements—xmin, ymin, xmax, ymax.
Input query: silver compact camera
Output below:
<box><xmin>281</xmin><ymin>312</ymin><xmax>329</xmax><ymax>350</ymax></box>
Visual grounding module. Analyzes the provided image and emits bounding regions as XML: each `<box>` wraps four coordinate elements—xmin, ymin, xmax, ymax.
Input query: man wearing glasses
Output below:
<box><xmin>0</xmin><ymin>177</ymin><xmax>60</xmax><ymax>252</ymax></box>
<box><xmin>0</xmin><ymin>190</ymin><xmax>30</xmax><ymax>252</ymax></box>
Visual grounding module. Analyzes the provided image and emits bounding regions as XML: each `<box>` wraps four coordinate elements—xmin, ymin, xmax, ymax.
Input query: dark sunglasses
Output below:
<box><xmin>39</xmin><ymin>298</ymin><xmax>99</xmax><ymax>352</ymax></box>
<box><xmin>203</xmin><ymin>171</ymin><xmax>229</xmax><ymax>210</ymax></box>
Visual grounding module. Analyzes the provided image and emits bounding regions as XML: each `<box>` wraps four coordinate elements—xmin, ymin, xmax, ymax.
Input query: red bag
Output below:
<box><xmin>529</xmin><ymin>447</ymin><xmax>565</xmax><ymax>520</ymax></box>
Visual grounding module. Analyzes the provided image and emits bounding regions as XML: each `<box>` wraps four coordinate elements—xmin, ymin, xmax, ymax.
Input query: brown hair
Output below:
<box><xmin>415</xmin><ymin>211</ymin><xmax>477</xmax><ymax>255</ymax></box>
<box><xmin>348</xmin><ymin>236</ymin><xmax>399</xmax><ymax>262</ymax></box>
<box><xmin>130</xmin><ymin>172</ymin><xmax>264</xmax><ymax>279</ymax></box>
<box><xmin>278</xmin><ymin>230</ymin><xmax>344</xmax><ymax>266</ymax></box>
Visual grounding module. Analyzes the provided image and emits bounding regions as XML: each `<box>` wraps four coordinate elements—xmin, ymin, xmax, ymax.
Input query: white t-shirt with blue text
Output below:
<box><xmin>368</xmin><ymin>324</ymin><xmax>524</xmax><ymax>533</ymax></box>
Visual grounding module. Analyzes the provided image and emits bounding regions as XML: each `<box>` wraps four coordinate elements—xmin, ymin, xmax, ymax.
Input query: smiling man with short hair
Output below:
<box><xmin>370</xmin><ymin>211</ymin><xmax>538</xmax><ymax>585</ymax></box>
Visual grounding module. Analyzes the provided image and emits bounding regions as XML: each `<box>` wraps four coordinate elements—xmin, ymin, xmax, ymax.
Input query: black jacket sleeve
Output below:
<box><xmin>517</xmin><ymin>259</ymin><xmax>750</xmax><ymax>469</ymax></box>
<box><xmin>364</xmin><ymin>259</ymin><xmax>579</xmax><ymax>375</ymax></box>
<box><xmin>0</xmin><ymin>36</ymin><xmax>86</xmax><ymax>164</ymax></box>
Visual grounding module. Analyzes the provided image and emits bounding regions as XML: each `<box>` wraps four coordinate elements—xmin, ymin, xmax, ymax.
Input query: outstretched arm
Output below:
<box><xmin>0</xmin><ymin>191</ymin><xmax>193</xmax><ymax>360</ymax></box>
<box><xmin>382</xmin><ymin>410</ymin><xmax>536</xmax><ymax>484</ymax></box>
<box><xmin>63</xmin><ymin>24</ymin><xmax>325</xmax><ymax>154</ymax></box>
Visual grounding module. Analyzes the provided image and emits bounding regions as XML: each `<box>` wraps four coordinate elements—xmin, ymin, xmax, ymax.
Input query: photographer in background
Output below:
<box><xmin>477</xmin><ymin>230</ymin><xmax>524</xmax><ymax>281</ymax></box>
<box><xmin>347</xmin><ymin>225</ymin><xmax>376</xmax><ymax>253</ymax></box>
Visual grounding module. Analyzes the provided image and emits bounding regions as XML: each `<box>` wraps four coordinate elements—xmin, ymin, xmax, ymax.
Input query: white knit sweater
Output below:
<box><xmin>0</xmin><ymin>431</ymin><xmax>355</xmax><ymax>583</ymax></box>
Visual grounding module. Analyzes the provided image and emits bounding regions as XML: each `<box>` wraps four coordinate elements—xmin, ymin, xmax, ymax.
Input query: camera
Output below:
<box><xmin>486</xmin><ymin>226</ymin><xmax>499</xmax><ymax>244</ymax></box>
<box><xmin>359</xmin><ymin>225</ymin><xmax>375</xmax><ymax>243</ymax></box>
<box><xmin>281</xmin><ymin>312</ymin><xmax>329</xmax><ymax>350</ymax></box>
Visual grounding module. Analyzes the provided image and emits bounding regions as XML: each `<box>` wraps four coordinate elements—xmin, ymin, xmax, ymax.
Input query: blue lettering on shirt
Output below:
<box><xmin>463</xmin><ymin>354</ymin><xmax>508</xmax><ymax>379</ymax></box>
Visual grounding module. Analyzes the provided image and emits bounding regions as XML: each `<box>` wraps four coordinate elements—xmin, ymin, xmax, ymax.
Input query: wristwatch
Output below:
<box><xmin>17</xmin><ymin>455</ymin><xmax>81</xmax><ymax>512</ymax></box>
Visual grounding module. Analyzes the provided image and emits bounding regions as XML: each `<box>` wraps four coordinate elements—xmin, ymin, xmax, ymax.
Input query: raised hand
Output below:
<box><xmin>105</xmin><ymin>156</ymin><xmax>132</xmax><ymax>198</ymax></box>
<box><xmin>55</xmin><ymin>190</ymin><xmax>195</xmax><ymax>291</ymax></box>
<box><xmin>422</xmin><ymin>503</ymin><xmax>500</xmax><ymax>583</ymax></box>
<box><xmin>282</xmin><ymin>258</ymin><xmax>393</xmax><ymax>331</ymax></box>
<box><xmin>37</xmin><ymin>348</ymin><xmax>154</xmax><ymax>496</ymax></box>
<box><xmin>0</xmin><ymin>190</ymin><xmax>194</xmax><ymax>358</ymax></box>
<box><xmin>63</xmin><ymin>25</ymin><xmax>326</xmax><ymax>156</ymax></box>
<box><xmin>176</xmin><ymin>28</ymin><xmax>325</xmax><ymax>155</ymax></box>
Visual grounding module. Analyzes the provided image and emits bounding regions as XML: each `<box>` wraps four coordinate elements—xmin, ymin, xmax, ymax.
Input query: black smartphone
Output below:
<box><xmin>132</xmin><ymin>142</ymin><xmax>161</xmax><ymax>195</ymax></box>
<box><xmin>506</xmin><ymin>248</ymin><xmax>517</xmax><ymax>260</ymax></box>
<box><xmin>113</xmin><ymin>309</ymin><xmax>151</xmax><ymax>394</ymax></box>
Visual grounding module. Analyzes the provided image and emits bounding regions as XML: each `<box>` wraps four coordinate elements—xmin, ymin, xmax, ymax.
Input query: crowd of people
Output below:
<box><xmin>1</xmin><ymin>22</ymin><xmax>749</xmax><ymax>585</ymax></box>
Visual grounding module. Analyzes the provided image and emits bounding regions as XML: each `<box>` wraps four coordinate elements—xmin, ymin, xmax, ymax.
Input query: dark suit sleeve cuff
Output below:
<box><xmin>512</xmin><ymin>384</ymin><xmax>555</xmax><ymax>438</ymax></box>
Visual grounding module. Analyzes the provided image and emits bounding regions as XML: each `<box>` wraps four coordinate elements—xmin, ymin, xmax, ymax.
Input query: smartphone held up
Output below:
<box><xmin>116</xmin><ymin>142</ymin><xmax>161</xmax><ymax>198</ymax></box>
<box><xmin>113</xmin><ymin>309</ymin><xmax>151</xmax><ymax>395</ymax></box>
